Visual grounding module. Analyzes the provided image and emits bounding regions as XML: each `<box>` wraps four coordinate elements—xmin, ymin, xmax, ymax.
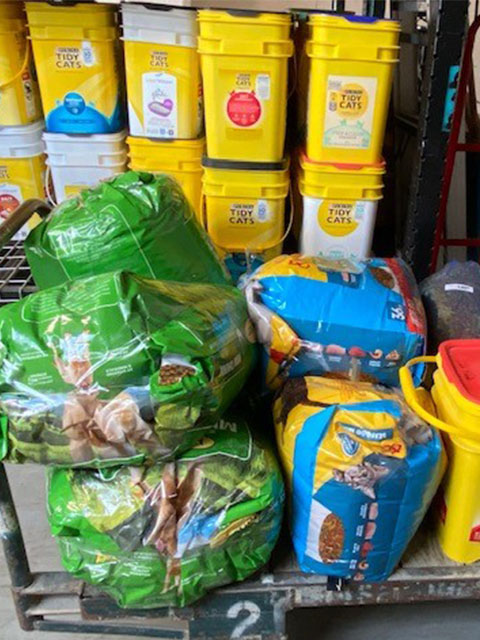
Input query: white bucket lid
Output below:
<box><xmin>0</xmin><ymin>120</ymin><xmax>45</xmax><ymax>158</ymax></box>
<box><xmin>43</xmin><ymin>129</ymin><xmax>128</xmax><ymax>144</ymax></box>
<box><xmin>122</xmin><ymin>4</ymin><xmax>197</xmax><ymax>47</ymax></box>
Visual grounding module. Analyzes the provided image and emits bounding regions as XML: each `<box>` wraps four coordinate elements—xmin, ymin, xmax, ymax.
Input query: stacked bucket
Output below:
<box><xmin>198</xmin><ymin>10</ymin><xmax>293</xmax><ymax>281</ymax></box>
<box><xmin>25</xmin><ymin>2</ymin><xmax>127</xmax><ymax>203</ymax></box>
<box><xmin>0</xmin><ymin>1</ymin><xmax>44</xmax><ymax>237</ymax></box>
<box><xmin>123</xmin><ymin>5</ymin><xmax>204</xmax><ymax>220</ymax></box>
<box><xmin>296</xmin><ymin>14</ymin><xmax>400</xmax><ymax>260</ymax></box>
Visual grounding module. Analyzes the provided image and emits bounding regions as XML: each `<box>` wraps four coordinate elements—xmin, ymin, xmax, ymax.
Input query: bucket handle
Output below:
<box><xmin>0</xmin><ymin>198</ymin><xmax>51</xmax><ymax>247</ymax></box>
<box><xmin>201</xmin><ymin>186</ymin><xmax>294</xmax><ymax>252</ymax></box>
<box><xmin>399</xmin><ymin>356</ymin><xmax>477</xmax><ymax>439</ymax></box>
<box><xmin>44</xmin><ymin>165</ymin><xmax>58</xmax><ymax>207</ymax></box>
<box><xmin>0</xmin><ymin>41</ymin><xmax>30</xmax><ymax>90</ymax></box>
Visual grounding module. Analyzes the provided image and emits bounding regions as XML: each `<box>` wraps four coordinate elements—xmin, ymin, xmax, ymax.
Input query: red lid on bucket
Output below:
<box><xmin>439</xmin><ymin>339</ymin><xmax>480</xmax><ymax>403</ymax></box>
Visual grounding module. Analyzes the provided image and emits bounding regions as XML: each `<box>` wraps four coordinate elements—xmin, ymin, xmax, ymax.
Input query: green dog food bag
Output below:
<box><xmin>25</xmin><ymin>171</ymin><xmax>230</xmax><ymax>290</ymax></box>
<box><xmin>47</xmin><ymin>416</ymin><xmax>284</xmax><ymax>608</ymax></box>
<box><xmin>0</xmin><ymin>271</ymin><xmax>255</xmax><ymax>466</ymax></box>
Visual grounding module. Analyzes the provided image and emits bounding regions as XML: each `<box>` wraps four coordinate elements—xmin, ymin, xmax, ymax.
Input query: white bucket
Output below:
<box><xmin>121</xmin><ymin>4</ymin><xmax>202</xmax><ymax>139</ymax></box>
<box><xmin>44</xmin><ymin>130</ymin><xmax>128</xmax><ymax>203</ymax></box>
<box><xmin>0</xmin><ymin>120</ymin><xmax>45</xmax><ymax>238</ymax></box>
<box><xmin>121</xmin><ymin>5</ymin><xmax>198</xmax><ymax>48</ymax></box>
<box><xmin>0</xmin><ymin>120</ymin><xmax>45</xmax><ymax>157</ymax></box>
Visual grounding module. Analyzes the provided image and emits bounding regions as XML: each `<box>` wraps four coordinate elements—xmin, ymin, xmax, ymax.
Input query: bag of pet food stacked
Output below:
<box><xmin>47</xmin><ymin>415</ymin><xmax>284</xmax><ymax>607</ymax></box>
<box><xmin>245</xmin><ymin>254</ymin><xmax>426</xmax><ymax>389</ymax></box>
<box><xmin>274</xmin><ymin>376</ymin><xmax>445</xmax><ymax>582</ymax></box>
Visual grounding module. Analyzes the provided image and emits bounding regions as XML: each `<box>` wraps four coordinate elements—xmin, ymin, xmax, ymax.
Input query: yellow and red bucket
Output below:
<box><xmin>128</xmin><ymin>136</ymin><xmax>204</xmax><ymax>220</ymax></box>
<box><xmin>198</xmin><ymin>10</ymin><xmax>293</xmax><ymax>162</ymax></box>
<box><xmin>0</xmin><ymin>2</ymin><xmax>42</xmax><ymax>126</ymax></box>
<box><xmin>400</xmin><ymin>340</ymin><xmax>480</xmax><ymax>564</ymax></box>
<box><xmin>305</xmin><ymin>13</ymin><xmax>399</xmax><ymax>165</ymax></box>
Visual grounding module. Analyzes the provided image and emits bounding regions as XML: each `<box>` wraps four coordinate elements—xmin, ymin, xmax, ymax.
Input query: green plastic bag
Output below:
<box><xmin>25</xmin><ymin>171</ymin><xmax>230</xmax><ymax>290</ymax></box>
<box><xmin>0</xmin><ymin>271</ymin><xmax>256</xmax><ymax>466</ymax></box>
<box><xmin>47</xmin><ymin>416</ymin><xmax>284</xmax><ymax>608</ymax></box>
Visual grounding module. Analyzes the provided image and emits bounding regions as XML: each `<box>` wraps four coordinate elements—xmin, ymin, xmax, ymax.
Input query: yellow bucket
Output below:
<box><xmin>0</xmin><ymin>17</ymin><xmax>42</xmax><ymax>126</ymax></box>
<box><xmin>128</xmin><ymin>136</ymin><xmax>204</xmax><ymax>220</ymax></box>
<box><xmin>305</xmin><ymin>14</ymin><xmax>400</xmax><ymax>165</ymax></box>
<box><xmin>0</xmin><ymin>120</ymin><xmax>45</xmax><ymax>237</ymax></box>
<box><xmin>198</xmin><ymin>10</ymin><xmax>293</xmax><ymax>162</ymax></box>
<box><xmin>122</xmin><ymin>6</ymin><xmax>202</xmax><ymax>140</ymax></box>
<box><xmin>298</xmin><ymin>153</ymin><xmax>384</xmax><ymax>260</ymax></box>
<box><xmin>202</xmin><ymin>158</ymin><xmax>289</xmax><ymax>255</ymax></box>
<box><xmin>25</xmin><ymin>3</ymin><xmax>124</xmax><ymax>134</ymax></box>
<box><xmin>400</xmin><ymin>340</ymin><xmax>480</xmax><ymax>564</ymax></box>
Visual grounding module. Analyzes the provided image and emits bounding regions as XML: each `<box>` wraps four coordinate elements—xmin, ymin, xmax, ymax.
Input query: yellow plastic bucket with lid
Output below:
<box><xmin>0</xmin><ymin>17</ymin><xmax>42</xmax><ymax>126</ymax></box>
<box><xmin>198</xmin><ymin>10</ymin><xmax>293</xmax><ymax>162</ymax></box>
<box><xmin>0</xmin><ymin>120</ymin><xmax>46</xmax><ymax>238</ymax></box>
<box><xmin>298</xmin><ymin>153</ymin><xmax>385</xmax><ymax>260</ymax></box>
<box><xmin>202</xmin><ymin>157</ymin><xmax>289</xmax><ymax>255</ymax></box>
<box><xmin>122</xmin><ymin>5</ymin><xmax>202</xmax><ymax>140</ymax></box>
<box><xmin>305</xmin><ymin>13</ymin><xmax>400</xmax><ymax>165</ymax></box>
<box><xmin>25</xmin><ymin>3</ymin><xmax>124</xmax><ymax>135</ymax></box>
<box><xmin>128</xmin><ymin>136</ymin><xmax>204</xmax><ymax>219</ymax></box>
<box><xmin>400</xmin><ymin>340</ymin><xmax>480</xmax><ymax>564</ymax></box>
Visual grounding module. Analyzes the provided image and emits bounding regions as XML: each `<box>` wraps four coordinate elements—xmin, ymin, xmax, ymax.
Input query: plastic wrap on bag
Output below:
<box><xmin>421</xmin><ymin>261</ymin><xmax>480</xmax><ymax>351</ymax></box>
<box><xmin>0</xmin><ymin>271</ymin><xmax>255</xmax><ymax>466</ymax></box>
<box><xmin>25</xmin><ymin>171</ymin><xmax>230</xmax><ymax>290</ymax></box>
<box><xmin>47</xmin><ymin>416</ymin><xmax>284</xmax><ymax>608</ymax></box>
<box><xmin>274</xmin><ymin>376</ymin><xmax>445</xmax><ymax>582</ymax></box>
<box><xmin>245</xmin><ymin>254</ymin><xmax>426</xmax><ymax>388</ymax></box>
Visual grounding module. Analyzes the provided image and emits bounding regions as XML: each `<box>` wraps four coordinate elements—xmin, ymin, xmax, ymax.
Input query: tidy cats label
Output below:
<box><xmin>323</xmin><ymin>75</ymin><xmax>377</xmax><ymax>150</ymax></box>
<box><xmin>318</xmin><ymin>201</ymin><xmax>360</xmax><ymax>237</ymax></box>
<box><xmin>226</xmin><ymin>73</ymin><xmax>270</xmax><ymax>128</ymax></box>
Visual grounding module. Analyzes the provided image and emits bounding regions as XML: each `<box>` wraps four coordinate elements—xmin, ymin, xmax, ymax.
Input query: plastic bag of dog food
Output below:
<box><xmin>47</xmin><ymin>416</ymin><xmax>284</xmax><ymax>607</ymax></box>
<box><xmin>0</xmin><ymin>271</ymin><xmax>255</xmax><ymax>466</ymax></box>
<box><xmin>274</xmin><ymin>376</ymin><xmax>445</xmax><ymax>582</ymax></box>
<box><xmin>25</xmin><ymin>171</ymin><xmax>230</xmax><ymax>290</ymax></box>
<box><xmin>421</xmin><ymin>261</ymin><xmax>480</xmax><ymax>351</ymax></box>
<box><xmin>245</xmin><ymin>255</ymin><xmax>426</xmax><ymax>388</ymax></box>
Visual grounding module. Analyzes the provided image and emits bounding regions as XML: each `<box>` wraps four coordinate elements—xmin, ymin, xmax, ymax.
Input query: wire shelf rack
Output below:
<box><xmin>0</xmin><ymin>239</ymin><xmax>36</xmax><ymax>305</ymax></box>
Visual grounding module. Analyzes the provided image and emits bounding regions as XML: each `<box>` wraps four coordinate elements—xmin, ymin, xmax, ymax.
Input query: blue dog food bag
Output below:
<box><xmin>245</xmin><ymin>255</ymin><xmax>426</xmax><ymax>388</ymax></box>
<box><xmin>274</xmin><ymin>377</ymin><xmax>445</xmax><ymax>582</ymax></box>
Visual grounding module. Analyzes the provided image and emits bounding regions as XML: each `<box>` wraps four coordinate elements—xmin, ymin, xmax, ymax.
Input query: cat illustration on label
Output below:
<box><xmin>149</xmin><ymin>98</ymin><xmax>173</xmax><ymax>117</ymax></box>
<box><xmin>332</xmin><ymin>461</ymin><xmax>390</xmax><ymax>499</ymax></box>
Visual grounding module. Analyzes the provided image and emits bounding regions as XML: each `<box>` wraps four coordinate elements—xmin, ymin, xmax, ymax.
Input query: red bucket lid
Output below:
<box><xmin>439</xmin><ymin>339</ymin><xmax>480</xmax><ymax>404</ymax></box>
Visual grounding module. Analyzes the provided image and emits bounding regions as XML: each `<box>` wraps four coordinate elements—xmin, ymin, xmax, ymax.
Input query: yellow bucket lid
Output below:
<box><xmin>26</xmin><ymin>2</ymin><xmax>116</xmax><ymax>28</ymax></box>
<box><xmin>299</xmin><ymin>153</ymin><xmax>386</xmax><ymax>176</ymax></box>
<box><xmin>308</xmin><ymin>13</ymin><xmax>400</xmax><ymax>32</ymax></box>
<box><xmin>127</xmin><ymin>136</ymin><xmax>205</xmax><ymax>153</ymax></box>
<box><xmin>198</xmin><ymin>10</ymin><xmax>291</xmax><ymax>26</ymax></box>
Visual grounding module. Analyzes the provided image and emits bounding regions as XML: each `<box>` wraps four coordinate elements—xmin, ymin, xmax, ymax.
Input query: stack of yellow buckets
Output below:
<box><xmin>123</xmin><ymin>5</ymin><xmax>204</xmax><ymax>219</ymax></box>
<box><xmin>0</xmin><ymin>1</ymin><xmax>44</xmax><ymax>237</ymax></box>
<box><xmin>297</xmin><ymin>13</ymin><xmax>400</xmax><ymax>260</ymax></box>
<box><xmin>198</xmin><ymin>10</ymin><xmax>293</xmax><ymax>282</ymax></box>
<box><xmin>24</xmin><ymin>2</ymin><xmax>127</xmax><ymax>203</ymax></box>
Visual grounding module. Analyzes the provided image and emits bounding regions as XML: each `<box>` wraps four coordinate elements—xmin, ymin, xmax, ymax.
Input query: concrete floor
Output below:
<box><xmin>2</xmin><ymin>464</ymin><xmax>479</xmax><ymax>640</ymax></box>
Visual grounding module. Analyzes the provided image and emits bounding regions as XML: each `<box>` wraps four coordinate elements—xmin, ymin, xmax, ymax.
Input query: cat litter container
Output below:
<box><xmin>401</xmin><ymin>340</ymin><xmax>480</xmax><ymax>564</ymax></box>
<box><xmin>128</xmin><ymin>136</ymin><xmax>204</xmax><ymax>219</ymax></box>
<box><xmin>0</xmin><ymin>5</ymin><xmax>42</xmax><ymax>126</ymax></box>
<box><xmin>305</xmin><ymin>14</ymin><xmax>399</xmax><ymax>165</ymax></box>
<box><xmin>198</xmin><ymin>10</ymin><xmax>293</xmax><ymax>162</ymax></box>
<box><xmin>43</xmin><ymin>130</ymin><xmax>127</xmax><ymax>202</ymax></box>
<box><xmin>25</xmin><ymin>2</ymin><xmax>124</xmax><ymax>134</ymax></box>
<box><xmin>298</xmin><ymin>153</ymin><xmax>385</xmax><ymax>260</ymax></box>
<box><xmin>122</xmin><ymin>5</ymin><xmax>202</xmax><ymax>140</ymax></box>
<box><xmin>0</xmin><ymin>120</ymin><xmax>46</xmax><ymax>237</ymax></box>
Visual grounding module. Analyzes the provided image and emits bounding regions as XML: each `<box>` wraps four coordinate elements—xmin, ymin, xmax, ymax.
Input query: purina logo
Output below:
<box><xmin>338</xmin><ymin>433</ymin><xmax>359</xmax><ymax>457</ymax></box>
